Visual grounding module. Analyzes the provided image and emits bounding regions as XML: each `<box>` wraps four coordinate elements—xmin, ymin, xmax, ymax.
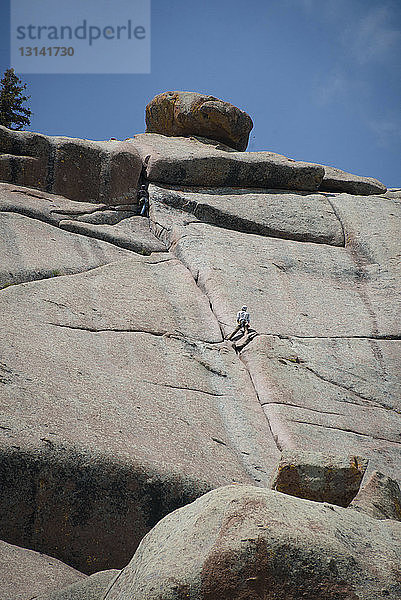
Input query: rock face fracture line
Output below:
<box><xmin>46</xmin><ymin>323</ymin><xmax>170</xmax><ymax>336</ymax></box>
<box><xmin>257</xmin><ymin>333</ymin><xmax>401</xmax><ymax>341</ymax></box>
<box><xmin>143</xmin><ymin>380</ymin><xmax>226</xmax><ymax>397</ymax></box>
<box><xmin>288</xmin><ymin>419</ymin><xmax>401</xmax><ymax>445</ymax></box>
<box><xmin>303</xmin><ymin>365</ymin><xmax>380</xmax><ymax>404</ymax></box>
<box><xmin>236</xmin><ymin>350</ymin><xmax>283</xmax><ymax>454</ymax></box>
<box><xmin>325</xmin><ymin>196</ymin><xmax>346</xmax><ymax>247</ymax></box>
<box><xmin>0</xmin><ymin>263</ymin><xmax>114</xmax><ymax>291</ymax></box>
<box><xmin>45</xmin><ymin>322</ymin><xmax>222</xmax><ymax>345</ymax></box>
<box><xmin>260</xmin><ymin>401</ymin><xmax>345</xmax><ymax>416</ymax></box>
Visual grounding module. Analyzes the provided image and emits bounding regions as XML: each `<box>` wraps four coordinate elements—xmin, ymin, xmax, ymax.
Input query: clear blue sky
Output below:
<box><xmin>1</xmin><ymin>0</ymin><xmax>400</xmax><ymax>187</ymax></box>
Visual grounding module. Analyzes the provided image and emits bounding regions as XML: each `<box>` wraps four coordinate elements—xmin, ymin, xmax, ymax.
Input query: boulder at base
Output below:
<box><xmin>0</xmin><ymin>539</ymin><xmax>85</xmax><ymax>600</ymax></box>
<box><xmin>104</xmin><ymin>485</ymin><xmax>401</xmax><ymax>600</ymax></box>
<box><xmin>145</xmin><ymin>91</ymin><xmax>253</xmax><ymax>151</ymax></box>
<box><xmin>36</xmin><ymin>569</ymin><xmax>119</xmax><ymax>600</ymax></box>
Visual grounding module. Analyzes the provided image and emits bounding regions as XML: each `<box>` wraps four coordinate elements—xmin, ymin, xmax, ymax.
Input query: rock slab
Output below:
<box><xmin>0</xmin><ymin>126</ymin><xmax>142</xmax><ymax>204</ymax></box>
<box><xmin>319</xmin><ymin>165</ymin><xmax>387</xmax><ymax>195</ymax></box>
<box><xmin>36</xmin><ymin>569</ymin><xmax>119</xmax><ymax>600</ymax></box>
<box><xmin>130</xmin><ymin>133</ymin><xmax>325</xmax><ymax>191</ymax></box>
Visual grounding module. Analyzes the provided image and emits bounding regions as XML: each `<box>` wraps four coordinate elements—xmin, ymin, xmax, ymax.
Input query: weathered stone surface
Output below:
<box><xmin>350</xmin><ymin>470</ymin><xmax>401</xmax><ymax>521</ymax></box>
<box><xmin>105</xmin><ymin>485</ymin><xmax>401</xmax><ymax>600</ymax></box>
<box><xmin>150</xmin><ymin>184</ymin><xmax>344</xmax><ymax>246</ymax></box>
<box><xmin>37</xmin><ymin>569</ymin><xmax>119</xmax><ymax>600</ymax></box>
<box><xmin>0</xmin><ymin>127</ymin><xmax>142</xmax><ymax>204</ymax></box>
<box><xmin>318</xmin><ymin>164</ymin><xmax>387</xmax><ymax>195</ymax></box>
<box><xmin>0</xmin><ymin>211</ymin><xmax>134</xmax><ymax>288</ymax></box>
<box><xmin>0</xmin><ymin>255</ymin><xmax>278</xmax><ymax>572</ymax></box>
<box><xmin>145</xmin><ymin>91</ymin><xmax>253</xmax><ymax>151</ymax></box>
<box><xmin>329</xmin><ymin>192</ymin><xmax>400</xmax><ymax>336</ymax></box>
<box><xmin>0</xmin><ymin>539</ymin><xmax>85</xmax><ymax>600</ymax></box>
<box><xmin>164</xmin><ymin>221</ymin><xmax>383</xmax><ymax>337</ymax></box>
<box><xmin>129</xmin><ymin>133</ymin><xmax>325</xmax><ymax>191</ymax></box>
<box><xmin>74</xmin><ymin>209</ymin><xmax>135</xmax><ymax>225</ymax></box>
<box><xmin>0</xmin><ymin>183</ymin><xmax>166</xmax><ymax>286</ymax></box>
<box><xmin>150</xmin><ymin>186</ymin><xmax>400</xmax><ymax>347</ymax></box>
<box><xmin>271</xmin><ymin>450</ymin><xmax>368</xmax><ymax>506</ymax></box>
<box><xmin>52</xmin><ymin>138</ymin><xmax>103</xmax><ymax>203</ymax></box>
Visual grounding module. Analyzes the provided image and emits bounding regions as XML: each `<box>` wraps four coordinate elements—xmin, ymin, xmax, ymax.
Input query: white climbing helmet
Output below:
<box><xmin>242</xmin><ymin>305</ymin><xmax>247</xmax><ymax>311</ymax></box>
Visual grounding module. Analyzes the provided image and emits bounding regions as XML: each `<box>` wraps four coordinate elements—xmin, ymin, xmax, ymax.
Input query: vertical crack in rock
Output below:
<box><xmin>236</xmin><ymin>348</ymin><xmax>283</xmax><ymax>453</ymax></box>
<box><xmin>325</xmin><ymin>196</ymin><xmax>346</xmax><ymax>247</ymax></box>
<box><xmin>147</xmin><ymin>204</ymin><xmax>281</xmax><ymax>481</ymax></box>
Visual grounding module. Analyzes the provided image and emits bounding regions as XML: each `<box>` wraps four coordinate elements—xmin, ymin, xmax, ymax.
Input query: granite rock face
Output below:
<box><xmin>0</xmin><ymin>249</ymin><xmax>277</xmax><ymax>572</ymax></box>
<box><xmin>149</xmin><ymin>184</ymin><xmax>344</xmax><ymax>246</ymax></box>
<box><xmin>0</xmin><ymin>94</ymin><xmax>398</xmax><ymax>587</ymax></box>
<box><xmin>149</xmin><ymin>183</ymin><xmax>401</xmax><ymax>486</ymax></box>
<box><xmin>105</xmin><ymin>485</ymin><xmax>401</xmax><ymax>600</ymax></box>
<box><xmin>145</xmin><ymin>91</ymin><xmax>253</xmax><ymax>151</ymax></box>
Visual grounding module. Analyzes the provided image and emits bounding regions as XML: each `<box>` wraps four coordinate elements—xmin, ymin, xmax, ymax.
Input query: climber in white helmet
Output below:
<box><xmin>227</xmin><ymin>305</ymin><xmax>250</xmax><ymax>340</ymax></box>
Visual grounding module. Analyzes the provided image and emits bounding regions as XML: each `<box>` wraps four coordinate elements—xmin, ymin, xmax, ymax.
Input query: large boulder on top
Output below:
<box><xmin>104</xmin><ymin>485</ymin><xmax>401</xmax><ymax>600</ymax></box>
<box><xmin>145</xmin><ymin>91</ymin><xmax>253</xmax><ymax>151</ymax></box>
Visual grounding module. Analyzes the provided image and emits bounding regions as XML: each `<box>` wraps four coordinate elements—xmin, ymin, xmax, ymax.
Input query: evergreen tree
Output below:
<box><xmin>0</xmin><ymin>68</ymin><xmax>32</xmax><ymax>130</ymax></box>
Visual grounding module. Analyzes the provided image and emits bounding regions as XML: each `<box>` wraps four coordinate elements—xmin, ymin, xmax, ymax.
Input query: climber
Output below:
<box><xmin>138</xmin><ymin>184</ymin><xmax>149</xmax><ymax>216</ymax></box>
<box><xmin>227</xmin><ymin>305</ymin><xmax>250</xmax><ymax>340</ymax></box>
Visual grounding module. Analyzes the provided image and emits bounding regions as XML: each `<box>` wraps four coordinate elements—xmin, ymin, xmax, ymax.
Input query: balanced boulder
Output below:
<box><xmin>145</xmin><ymin>91</ymin><xmax>253</xmax><ymax>151</ymax></box>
